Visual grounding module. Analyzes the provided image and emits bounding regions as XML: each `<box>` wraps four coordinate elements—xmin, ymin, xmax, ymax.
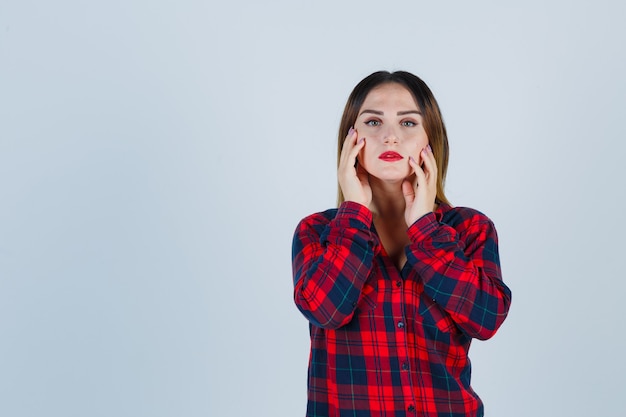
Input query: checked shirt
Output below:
<box><xmin>292</xmin><ymin>201</ymin><xmax>511</xmax><ymax>417</ymax></box>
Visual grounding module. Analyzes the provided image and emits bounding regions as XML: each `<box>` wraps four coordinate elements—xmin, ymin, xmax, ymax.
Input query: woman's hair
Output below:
<box><xmin>336</xmin><ymin>70</ymin><xmax>451</xmax><ymax>206</ymax></box>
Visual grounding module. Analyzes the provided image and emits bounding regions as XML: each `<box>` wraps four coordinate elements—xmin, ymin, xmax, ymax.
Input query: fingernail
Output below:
<box><xmin>427</xmin><ymin>144</ymin><xmax>432</xmax><ymax>152</ymax></box>
<box><xmin>421</xmin><ymin>148</ymin><xmax>427</xmax><ymax>154</ymax></box>
<box><xmin>348</xmin><ymin>127</ymin><xmax>355</xmax><ymax>136</ymax></box>
<box><xmin>357</xmin><ymin>137</ymin><xmax>365</xmax><ymax>145</ymax></box>
<box><xmin>409</xmin><ymin>156</ymin><xmax>416</xmax><ymax>163</ymax></box>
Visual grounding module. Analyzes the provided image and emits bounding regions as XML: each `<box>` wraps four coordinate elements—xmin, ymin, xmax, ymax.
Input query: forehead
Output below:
<box><xmin>360</xmin><ymin>83</ymin><xmax>418</xmax><ymax>110</ymax></box>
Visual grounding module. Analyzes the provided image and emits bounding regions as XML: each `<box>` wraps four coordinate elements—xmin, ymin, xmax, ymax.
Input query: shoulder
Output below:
<box><xmin>439</xmin><ymin>204</ymin><xmax>496</xmax><ymax>232</ymax></box>
<box><xmin>294</xmin><ymin>207</ymin><xmax>338</xmax><ymax>234</ymax></box>
<box><xmin>291</xmin><ymin>208</ymin><xmax>340</xmax><ymax>254</ymax></box>
<box><xmin>299</xmin><ymin>208</ymin><xmax>338</xmax><ymax>226</ymax></box>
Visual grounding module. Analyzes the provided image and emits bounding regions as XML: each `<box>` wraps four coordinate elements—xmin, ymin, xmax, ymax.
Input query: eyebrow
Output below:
<box><xmin>359</xmin><ymin>109</ymin><xmax>422</xmax><ymax>116</ymax></box>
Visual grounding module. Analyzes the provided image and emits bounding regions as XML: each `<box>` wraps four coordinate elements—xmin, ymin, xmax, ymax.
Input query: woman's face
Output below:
<box><xmin>355</xmin><ymin>83</ymin><xmax>429</xmax><ymax>182</ymax></box>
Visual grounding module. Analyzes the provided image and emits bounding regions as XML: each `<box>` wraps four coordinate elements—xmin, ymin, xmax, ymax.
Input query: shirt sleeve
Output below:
<box><xmin>405</xmin><ymin>210</ymin><xmax>512</xmax><ymax>340</ymax></box>
<box><xmin>292</xmin><ymin>201</ymin><xmax>380</xmax><ymax>329</ymax></box>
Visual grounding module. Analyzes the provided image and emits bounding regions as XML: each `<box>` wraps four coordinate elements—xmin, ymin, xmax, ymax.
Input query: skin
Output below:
<box><xmin>337</xmin><ymin>83</ymin><xmax>438</xmax><ymax>269</ymax></box>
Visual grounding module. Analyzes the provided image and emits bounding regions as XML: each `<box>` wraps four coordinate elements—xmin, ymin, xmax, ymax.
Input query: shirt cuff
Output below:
<box><xmin>407</xmin><ymin>212</ymin><xmax>439</xmax><ymax>243</ymax></box>
<box><xmin>335</xmin><ymin>201</ymin><xmax>373</xmax><ymax>228</ymax></box>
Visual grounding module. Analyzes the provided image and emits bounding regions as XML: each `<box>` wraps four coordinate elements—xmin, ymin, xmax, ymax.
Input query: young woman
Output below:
<box><xmin>291</xmin><ymin>71</ymin><xmax>512</xmax><ymax>417</ymax></box>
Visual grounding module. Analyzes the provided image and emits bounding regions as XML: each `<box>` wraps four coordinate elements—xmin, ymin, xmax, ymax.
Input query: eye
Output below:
<box><xmin>401</xmin><ymin>120</ymin><xmax>417</xmax><ymax>127</ymax></box>
<box><xmin>365</xmin><ymin>119</ymin><xmax>381</xmax><ymax>127</ymax></box>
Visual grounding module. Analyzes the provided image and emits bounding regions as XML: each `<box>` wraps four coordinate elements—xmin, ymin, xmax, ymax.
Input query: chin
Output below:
<box><xmin>362</xmin><ymin>160</ymin><xmax>411</xmax><ymax>181</ymax></box>
<box><xmin>371</xmin><ymin>169</ymin><xmax>412</xmax><ymax>183</ymax></box>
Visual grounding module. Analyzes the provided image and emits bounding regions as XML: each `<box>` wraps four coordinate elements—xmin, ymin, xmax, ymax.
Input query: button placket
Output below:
<box><xmin>387</xmin><ymin>265</ymin><xmax>414</xmax><ymax>413</ymax></box>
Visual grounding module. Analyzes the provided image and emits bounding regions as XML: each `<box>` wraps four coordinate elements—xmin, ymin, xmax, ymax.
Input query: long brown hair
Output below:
<box><xmin>336</xmin><ymin>71</ymin><xmax>451</xmax><ymax>206</ymax></box>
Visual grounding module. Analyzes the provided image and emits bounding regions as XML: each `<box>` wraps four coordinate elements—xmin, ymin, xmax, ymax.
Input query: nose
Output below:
<box><xmin>383</xmin><ymin>125</ymin><xmax>399</xmax><ymax>144</ymax></box>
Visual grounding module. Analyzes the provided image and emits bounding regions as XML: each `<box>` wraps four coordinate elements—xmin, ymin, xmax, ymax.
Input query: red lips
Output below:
<box><xmin>378</xmin><ymin>151</ymin><xmax>403</xmax><ymax>161</ymax></box>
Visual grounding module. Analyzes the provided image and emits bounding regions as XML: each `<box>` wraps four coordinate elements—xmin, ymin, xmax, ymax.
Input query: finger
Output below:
<box><xmin>402</xmin><ymin>179</ymin><xmax>415</xmax><ymax>201</ymax></box>
<box><xmin>338</xmin><ymin>129</ymin><xmax>359</xmax><ymax>170</ymax></box>
<box><xmin>420</xmin><ymin>145</ymin><xmax>438</xmax><ymax>179</ymax></box>
<box><xmin>409</xmin><ymin>155</ymin><xmax>425</xmax><ymax>186</ymax></box>
<box><xmin>345</xmin><ymin>137</ymin><xmax>365</xmax><ymax>170</ymax></box>
<box><xmin>340</xmin><ymin>129</ymin><xmax>363</xmax><ymax>165</ymax></box>
<box><xmin>339</xmin><ymin>128</ymin><xmax>356</xmax><ymax>156</ymax></box>
<box><xmin>352</xmin><ymin>136</ymin><xmax>365</xmax><ymax>159</ymax></box>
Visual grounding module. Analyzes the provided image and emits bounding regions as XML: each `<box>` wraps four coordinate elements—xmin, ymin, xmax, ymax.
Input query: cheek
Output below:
<box><xmin>357</xmin><ymin>143</ymin><xmax>379</xmax><ymax>172</ymax></box>
<box><xmin>414</xmin><ymin>131</ymin><xmax>429</xmax><ymax>148</ymax></box>
<box><xmin>407</xmin><ymin>140</ymin><xmax>423</xmax><ymax>155</ymax></box>
<box><xmin>358</xmin><ymin>145</ymin><xmax>372</xmax><ymax>166</ymax></box>
<box><xmin>405</xmin><ymin>139</ymin><xmax>428</xmax><ymax>165</ymax></box>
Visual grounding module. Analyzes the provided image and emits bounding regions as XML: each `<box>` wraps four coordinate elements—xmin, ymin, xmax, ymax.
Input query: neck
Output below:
<box><xmin>369</xmin><ymin>177</ymin><xmax>406</xmax><ymax>219</ymax></box>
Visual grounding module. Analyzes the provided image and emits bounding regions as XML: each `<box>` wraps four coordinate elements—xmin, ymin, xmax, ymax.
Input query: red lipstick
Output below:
<box><xmin>378</xmin><ymin>151</ymin><xmax>403</xmax><ymax>162</ymax></box>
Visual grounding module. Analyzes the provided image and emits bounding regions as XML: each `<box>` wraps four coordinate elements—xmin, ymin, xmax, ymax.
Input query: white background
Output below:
<box><xmin>1</xmin><ymin>1</ymin><xmax>625</xmax><ymax>416</ymax></box>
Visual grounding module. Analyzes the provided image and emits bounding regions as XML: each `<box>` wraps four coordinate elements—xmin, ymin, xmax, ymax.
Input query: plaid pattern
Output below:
<box><xmin>292</xmin><ymin>202</ymin><xmax>511</xmax><ymax>417</ymax></box>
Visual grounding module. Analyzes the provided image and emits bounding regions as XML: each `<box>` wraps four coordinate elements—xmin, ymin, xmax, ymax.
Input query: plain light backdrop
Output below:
<box><xmin>1</xmin><ymin>1</ymin><xmax>625</xmax><ymax>416</ymax></box>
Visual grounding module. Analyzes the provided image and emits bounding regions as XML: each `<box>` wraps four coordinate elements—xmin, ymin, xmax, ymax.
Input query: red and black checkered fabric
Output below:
<box><xmin>292</xmin><ymin>201</ymin><xmax>511</xmax><ymax>417</ymax></box>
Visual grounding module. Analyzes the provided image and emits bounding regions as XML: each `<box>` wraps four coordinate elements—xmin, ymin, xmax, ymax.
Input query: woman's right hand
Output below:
<box><xmin>337</xmin><ymin>127</ymin><xmax>371</xmax><ymax>207</ymax></box>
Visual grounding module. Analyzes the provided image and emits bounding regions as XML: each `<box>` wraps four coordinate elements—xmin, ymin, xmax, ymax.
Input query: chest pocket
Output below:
<box><xmin>354</xmin><ymin>270</ymin><xmax>381</xmax><ymax>313</ymax></box>
<box><xmin>402</xmin><ymin>278</ymin><xmax>458</xmax><ymax>335</ymax></box>
<box><xmin>418</xmin><ymin>296</ymin><xmax>459</xmax><ymax>335</ymax></box>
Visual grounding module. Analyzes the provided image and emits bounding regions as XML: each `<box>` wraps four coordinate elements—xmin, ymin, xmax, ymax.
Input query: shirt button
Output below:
<box><xmin>395</xmin><ymin>280</ymin><xmax>402</xmax><ymax>288</ymax></box>
<box><xmin>408</xmin><ymin>405</ymin><xmax>415</xmax><ymax>412</ymax></box>
<box><xmin>402</xmin><ymin>362</ymin><xmax>409</xmax><ymax>371</ymax></box>
<box><xmin>397</xmin><ymin>321</ymin><xmax>405</xmax><ymax>328</ymax></box>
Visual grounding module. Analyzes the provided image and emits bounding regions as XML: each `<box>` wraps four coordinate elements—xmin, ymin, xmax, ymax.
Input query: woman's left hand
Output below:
<box><xmin>402</xmin><ymin>145</ymin><xmax>438</xmax><ymax>226</ymax></box>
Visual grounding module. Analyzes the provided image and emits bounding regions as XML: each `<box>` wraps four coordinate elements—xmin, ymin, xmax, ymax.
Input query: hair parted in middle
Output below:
<box><xmin>336</xmin><ymin>70</ymin><xmax>450</xmax><ymax>207</ymax></box>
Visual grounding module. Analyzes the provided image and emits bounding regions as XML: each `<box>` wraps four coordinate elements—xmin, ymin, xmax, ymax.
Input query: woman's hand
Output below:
<box><xmin>402</xmin><ymin>145</ymin><xmax>437</xmax><ymax>226</ymax></box>
<box><xmin>338</xmin><ymin>128</ymin><xmax>371</xmax><ymax>207</ymax></box>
